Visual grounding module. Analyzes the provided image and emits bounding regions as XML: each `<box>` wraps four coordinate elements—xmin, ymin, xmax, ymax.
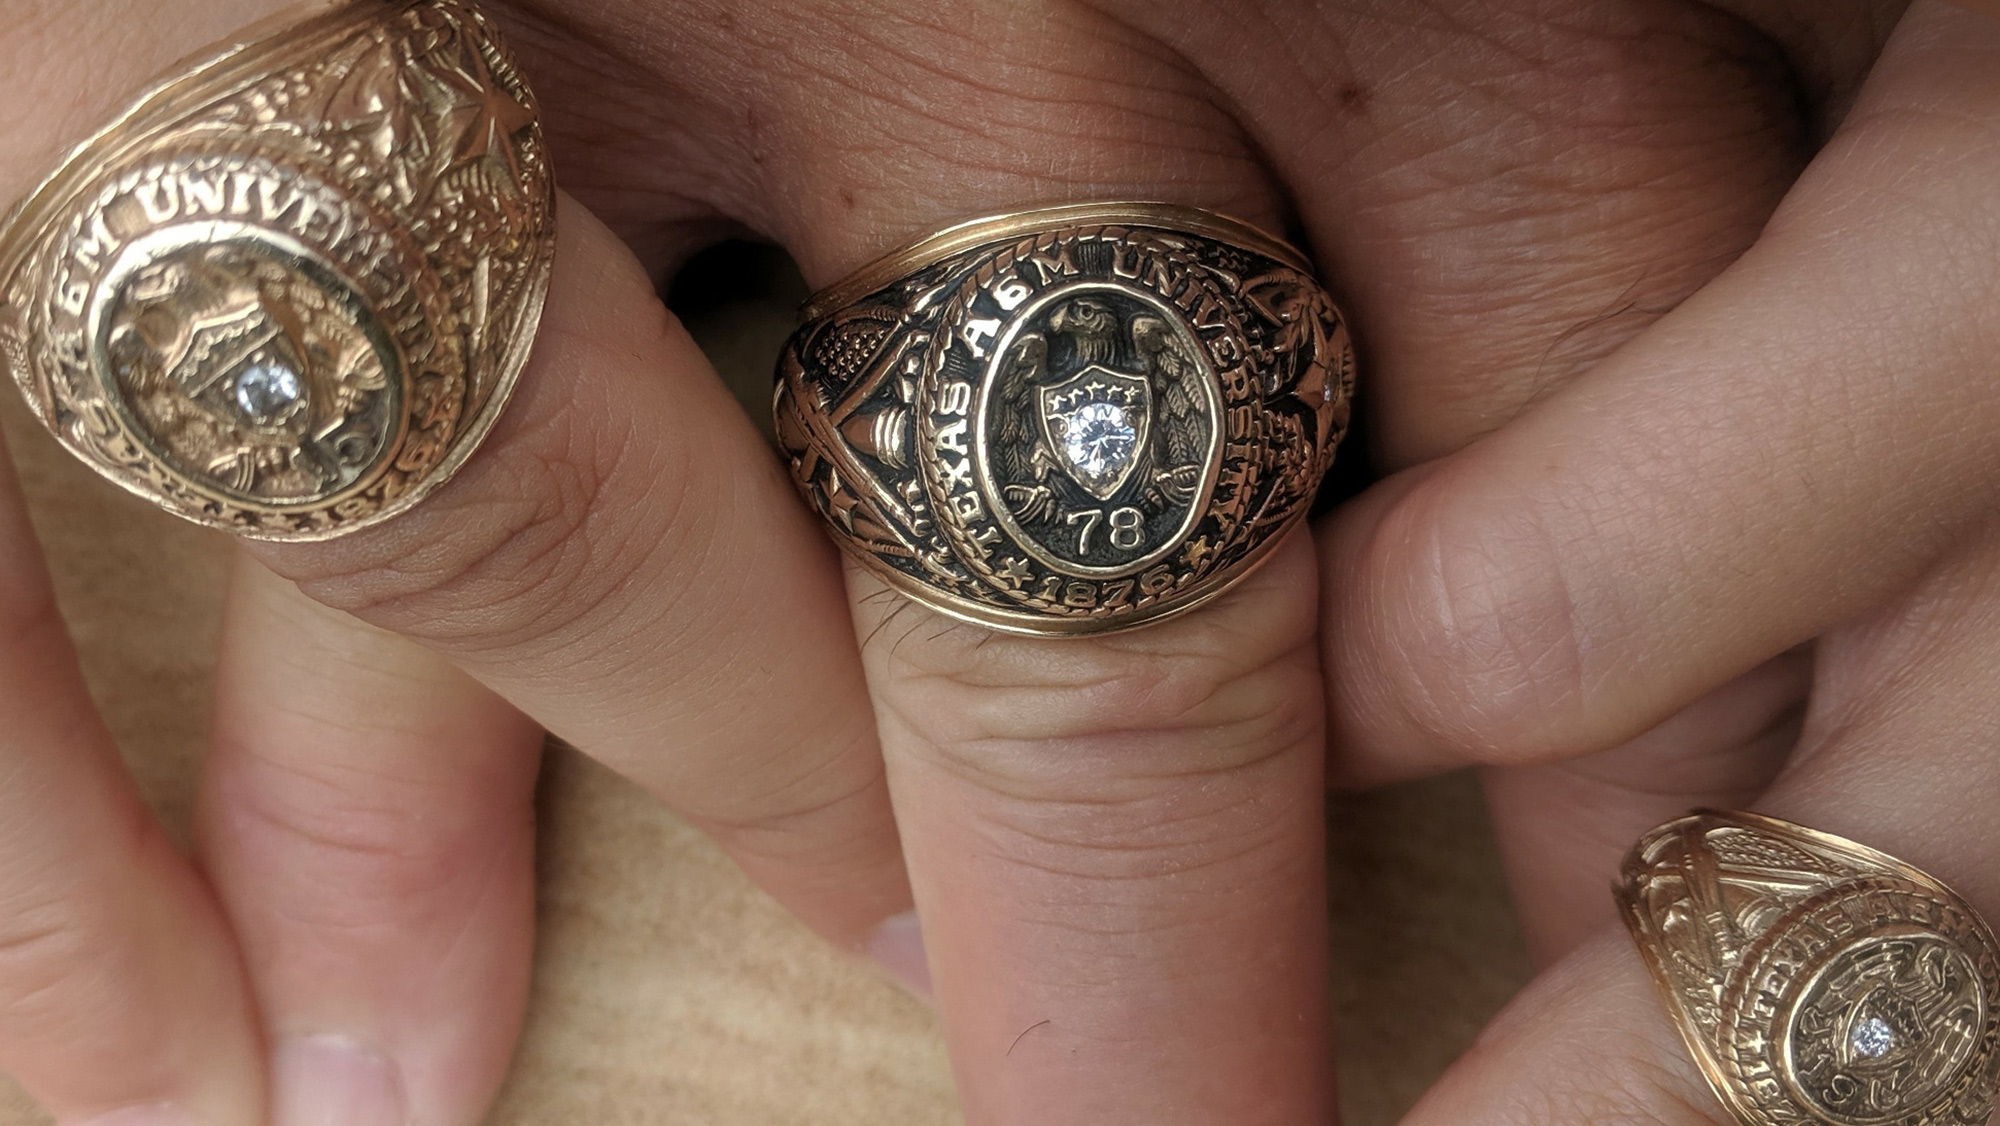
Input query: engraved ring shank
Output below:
<box><xmin>775</xmin><ymin>202</ymin><xmax>1355</xmax><ymax>637</ymax></box>
<box><xmin>1617</xmin><ymin>810</ymin><xmax>2000</xmax><ymax>1126</ymax></box>
<box><xmin>0</xmin><ymin>0</ymin><xmax>556</xmax><ymax>540</ymax></box>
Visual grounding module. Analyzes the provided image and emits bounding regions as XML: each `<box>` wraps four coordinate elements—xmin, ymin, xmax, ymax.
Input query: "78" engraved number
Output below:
<box><xmin>1065</xmin><ymin>507</ymin><xmax>1145</xmax><ymax>553</ymax></box>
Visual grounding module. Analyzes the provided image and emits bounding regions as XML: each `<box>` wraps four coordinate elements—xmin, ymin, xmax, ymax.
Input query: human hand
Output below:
<box><xmin>0</xmin><ymin>0</ymin><xmax>1972</xmax><ymax>1123</ymax></box>
<box><xmin>1315</xmin><ymin>1</ymin><xmax>2000</xmax><ymax>1122</ymax></box>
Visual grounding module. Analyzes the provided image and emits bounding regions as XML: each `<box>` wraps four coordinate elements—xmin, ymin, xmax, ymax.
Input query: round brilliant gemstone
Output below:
<box><xmin>1062</xmin><ymin>401</ymin><xmax>1136</xmax><ymax>479</ymax></box>
<box><xmin>1851</xmin><ymin>1017</ymin><xmax>1896</xmax><ymax>1060</ymax></box>
<box><xmin>234</xmin><ymin>361</ymin><xmax>303</xmax><ymax>422</ymax></box>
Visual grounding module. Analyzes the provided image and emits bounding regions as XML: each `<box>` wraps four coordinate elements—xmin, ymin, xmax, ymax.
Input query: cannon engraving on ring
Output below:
<box><xmin>1619</xmin><ymin>812</ymin><xmax>2000</xmax><ymax>1126</ymax></box>
<box><xmin>0</xmin><ymin>0</ymin><xmax>554</xmax><ymax>538</ymax></box>
<box><xmin>777</xmin><ymin>209</ymin><xmax>1353</xmax><ymax>634</ymax></box>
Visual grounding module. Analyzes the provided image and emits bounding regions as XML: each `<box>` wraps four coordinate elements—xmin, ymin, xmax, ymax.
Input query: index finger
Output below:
<box><xmin>1404</xmin><ymin>500</ymin><xmax>2000</xmax><ymax>1126</ymax></box>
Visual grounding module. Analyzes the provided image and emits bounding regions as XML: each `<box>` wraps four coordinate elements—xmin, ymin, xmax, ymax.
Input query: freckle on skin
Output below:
<box><xmin>1337</xmin><ymin>82</ymin><xmax>1371</xmax><ymax>114</ymax></box>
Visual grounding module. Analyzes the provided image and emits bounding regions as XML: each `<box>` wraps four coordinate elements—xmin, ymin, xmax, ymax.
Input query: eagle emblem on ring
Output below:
<box><xmin>991</xmin><ymin>294</ymin><xmax>1212</xmax><ymax>526</ymax></box>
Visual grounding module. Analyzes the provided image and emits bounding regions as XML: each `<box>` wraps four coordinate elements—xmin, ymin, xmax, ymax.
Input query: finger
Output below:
<box><xmin>1482</xmin><ymin>648</ymin><xmax>1809</xmax><ymax>965</ymax></box>
<box><xmin>196</xmin><ymin>554</ymin><xmax>543</xmax><ymax>1126</ymax></box>
<box><xmin>1100</xmin><ymin>0</ymin><xmax>1840</xmax><ymax>822</ymax></box>
<box><xmin>255</xmin><ymin>196</ymin><xmax>908</xmax><ymax>951</ymax></box>
<box><xmin>708</xmin><ymin>4</ymin><xmax>1338</xmax><ymax>1118</ymax></box>
<box><xmin>6</xmin><ymin>0</ymin><xmax>906</xmax><ymax>982</ymax></box>
<box><xmin>0</xmin><ymin>3</ymin><xmax>368</xmax><ymax>1123</ymax></box>
<box><xmin>0</xmin><ymin>434</ymin><xmax>263</xmax><ymax>1126</ymax></box>
<box><xmin>852</xmin><ymin>542</ymin><xmax>1330</xmax><ymax>1123</ymax></box>
<box><xmin>1320</xmin><ymin>0</ymin><xmax>2000</xmax><ymax>783</ymax></box>
<box><xmin>1399</xmin><ymin>516</ymin><xmax>2000</xmax><ymax>1126</ymax></box>
<box><xmin>1099</xmin><ymin>0</ymin><xmax>1821</xmax><ymax>467</ymax></box>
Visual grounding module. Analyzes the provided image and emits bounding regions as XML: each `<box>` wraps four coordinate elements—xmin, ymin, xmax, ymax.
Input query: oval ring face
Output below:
<box><xmin>778</xmin><ymin>205</ymin><xmax>1355</xmax><ymax>636</ymax></box>
<box><xmin>1726</xmin><ymin>879</ymin><xmax>2000</xmax><ymax>1126</ymax></box>
<box><xmin>972</xmin><ymin>281</ymin><xmax>1222</xmax><ymax>579</ymax></box>
<box><xmin>92</xmin><ymin>216</ymin><xmax>409</xmax><ymax>508</ymax></box>
<box><xmin>1784</xmin><ymin>930</ymin><xmax>1987</xmax><ymax>1123</ymax></box>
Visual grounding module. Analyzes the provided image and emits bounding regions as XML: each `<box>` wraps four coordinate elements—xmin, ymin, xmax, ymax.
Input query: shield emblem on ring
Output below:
<box><xmin>1036</xmin><ymin>364</ymin><xmax>1151</xmax><ymax>502</ymax></box>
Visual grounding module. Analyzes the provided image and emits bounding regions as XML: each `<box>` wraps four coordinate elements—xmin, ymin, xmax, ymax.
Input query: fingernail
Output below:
<box><xmin>74</xmin><ymin>1106</ymin><xmax>207</xmax><ymax>1126</ymax></box>
<box><xmin>866</xmin><ymin>909</ymin><xmax>934</xmax><ymax>1002</ymax></box>
<box><xmin>272</xmin><ymin>1034</ymin><xmax>407</xmax><ymax>1126</ymax></box>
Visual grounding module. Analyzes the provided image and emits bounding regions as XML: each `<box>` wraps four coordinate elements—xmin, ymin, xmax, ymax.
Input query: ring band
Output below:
<box><xmin>0</xmin><ymin>0</ymin><xmax>555</xmax><ymax>540</ymax></box>
<box><xmin>775</xmin><ymin>202</ymin><xmax>1355</xmax><ymax>636</ymax></box>
<box><xmin>1618</xmin><ymin>810</ymin><xmax>2000</xmax><ymax>1126</ymax></box>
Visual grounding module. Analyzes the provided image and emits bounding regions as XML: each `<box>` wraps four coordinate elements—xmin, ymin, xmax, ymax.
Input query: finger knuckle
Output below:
<box><xmin>1360</xmin><ymin>469</ymin><xmax>1591</xmax><ymax>765</ymax></box>
<box><xmin>271</xmin><ymin>308</ymin><xmax>694</xmax><ymax>658</ymax></box>
<box><xmin>882</xmin><ymin>614</ymin><xmax>1320</xmax><ymax>786</ymax></box>
<box><xmin>965</xmin><ymin>782</ymin><xmax>1314</xmax><ymax>893</ymax></box>
<box><xmin>0</xmin><ymin>907</ymin><xmax>91</xmax><ymax>1022</ymax></box>
<box><xmin>212</xmin><ymin>748</ymin><xmax>508</xmax><ymax>916</ymax></box>
<box><xmin>0</xmin><ymin>802</ymin><xmax>157</xmax><ymax>1023</ymax></box>
<box><xmin>689</xmin><ymin>729</ymin><xmax>892</xmax><ymax>869</ymax></box>
<box><xmin>871</xmin><ymin>609</ymin><xmax>1323</xmax><ymax>888</ymax></box>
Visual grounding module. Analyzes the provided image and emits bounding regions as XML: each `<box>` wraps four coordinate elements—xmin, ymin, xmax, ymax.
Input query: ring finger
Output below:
<box><xmin>731</xmin><ymin>5</ymin><xmax>1335</xmax><ymax>1116</ymax></box>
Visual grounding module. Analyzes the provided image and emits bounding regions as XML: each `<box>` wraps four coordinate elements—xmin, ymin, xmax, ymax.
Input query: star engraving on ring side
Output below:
<box><xmin>429</xmin><ymin>35</ymin><xmax>535</xmax><ymax>191</ymax></box>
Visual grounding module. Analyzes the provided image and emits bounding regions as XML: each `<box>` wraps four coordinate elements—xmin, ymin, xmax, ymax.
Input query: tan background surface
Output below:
<box><xmin>0</xmin><ymin>247</ymin><xmax>1531</xmax><ymax>1125</ymax></box>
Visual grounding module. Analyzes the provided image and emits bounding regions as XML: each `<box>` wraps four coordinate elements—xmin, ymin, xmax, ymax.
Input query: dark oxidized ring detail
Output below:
<box><xmin>0</xmin><ymin>0</ymin><xmax>555</xmax><ymax>540</ymax></box>
<box><xmin>775</xmin><ymin>203</ymin><xmax>1355</xmax><ymax>636</ymax></box>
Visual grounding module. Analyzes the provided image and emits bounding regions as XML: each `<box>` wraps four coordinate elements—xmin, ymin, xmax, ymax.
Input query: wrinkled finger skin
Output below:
<box><xmin>259</xmin><ymin>0</ymin><xmax>1941</xmax><ymax>1120</ymax></box>
<box><xmin>1406</xmin><ymin>516</ymin><xmax>2000</xmax><ymax>1126</ymax></box>
<box><xmin>1342</xmin><ymin>5</ymin><xmax>2000</xmax><ymax>1126</ymax></box>
<box><xmin>2</xmin><ymin>0</ymin><xmax>1978</xmax><ymax>1122</ymax></box>
<box><xmin>850</xmin><ymin>539</ymin><xmax>1331</xmax><ymax>1125</ymax></box>
<box><xmin>1290</xmin><ymin>0</ymin><xmax>1905</xmax><ymax>786</ymax></box>
<box><xmin>1318</xmin><ymin>0</ymin><xmax>2000</xmax><ymax>959</ymax></box>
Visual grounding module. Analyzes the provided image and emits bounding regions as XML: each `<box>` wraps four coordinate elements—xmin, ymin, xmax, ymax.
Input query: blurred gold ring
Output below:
<box><xmin>775</xmin><ymin>202</ymin><xmax>1355</xmax><ymax>636</ymax></box>
<box><xmin>0</xmin><ymin>0</ymin><xmax>555</xmax><ymax>540</ymax></box>
<box><xmin>1618</xmin><ymin>810</ymin><xmax>2000</xmax><ymax>1126</ymax></box>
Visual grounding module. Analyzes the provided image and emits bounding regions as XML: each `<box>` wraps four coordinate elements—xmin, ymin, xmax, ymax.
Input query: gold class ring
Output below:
<box><xmin>0</xmin><ymin>0</ymin><xmax>556</xmax><ymax>540</ymax></box>
<box><xmin>775</xmin><ymin>203</ymin><xmax>1356</xmax><ymax>636</ymax></box>
<box><xmin>1618</xmin><ymin>810</ymin><xmax>2000</xmax><ymax>1126</ymax></box>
